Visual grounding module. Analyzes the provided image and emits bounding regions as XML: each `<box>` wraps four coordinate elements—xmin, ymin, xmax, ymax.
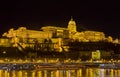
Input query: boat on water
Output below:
<box><xmin>0</xmin><ymin>63</ymin><xmax>35</xmax><ymax>71</ymax></box>
<box><xmin>99</xmin><ymin>63</ymin><xmax>120</xmax><ymax>69</ymax></box>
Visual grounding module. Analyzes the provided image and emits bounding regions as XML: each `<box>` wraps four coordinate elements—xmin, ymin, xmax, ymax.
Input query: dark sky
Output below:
<box><xmin>0</xmin><ymin>1</ymin><xmax>120</xmax><ymax>38</ymax></box>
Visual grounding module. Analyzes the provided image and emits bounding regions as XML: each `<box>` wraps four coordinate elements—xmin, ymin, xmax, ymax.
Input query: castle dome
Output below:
<box><xmin>68</xmin><ymin>17</ymin><xmax>77</xmax><ymax>32</ymax></box>
<box><xmin>68</xmin><ymin>17</ymin><xmax>76</xmax><ymax>26</ymax></box>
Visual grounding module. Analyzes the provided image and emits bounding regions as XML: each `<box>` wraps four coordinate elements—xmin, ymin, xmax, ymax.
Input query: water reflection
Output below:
<box><xmin>1</xmin><ymin>68</ymin><xmax>120</xmax><ymax>77</ymax></box>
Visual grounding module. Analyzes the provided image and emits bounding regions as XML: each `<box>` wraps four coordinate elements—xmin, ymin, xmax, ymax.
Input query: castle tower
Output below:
<box><xmin>67</xmin><ymin>17</ymin><xmax>77</xmax><ymax>32</ymax></box>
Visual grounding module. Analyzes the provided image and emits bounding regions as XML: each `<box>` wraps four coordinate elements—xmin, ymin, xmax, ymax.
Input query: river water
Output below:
<box><xmin>0</xmin><ymin>68</ymin><xmax>120</xmax><ymax>77</ymax></box>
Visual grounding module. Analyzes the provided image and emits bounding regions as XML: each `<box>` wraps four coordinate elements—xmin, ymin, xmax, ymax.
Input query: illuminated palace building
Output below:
<box><xmin>0</xmin><ymin>18</ymin><xmax>115</xmax><ymax>52</ymax></box>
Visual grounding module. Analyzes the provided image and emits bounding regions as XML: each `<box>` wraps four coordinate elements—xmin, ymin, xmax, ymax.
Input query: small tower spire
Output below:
<box><xmin>71</xmin><ymin>16</ymin><xmax>73</xmax><ymax>21</ymax></box>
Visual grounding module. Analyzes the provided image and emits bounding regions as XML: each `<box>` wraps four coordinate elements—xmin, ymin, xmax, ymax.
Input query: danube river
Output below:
<box><xmin>0</xmin><ymin>68</ymin><xmax>120</xmax><ymax>77</ymax></box>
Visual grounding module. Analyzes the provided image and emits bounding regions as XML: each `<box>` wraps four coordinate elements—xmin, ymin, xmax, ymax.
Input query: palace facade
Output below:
<box><xmin>0</xmin><ymin>18</ymin><xmax>113</xmax><ymax>52</ymax></box>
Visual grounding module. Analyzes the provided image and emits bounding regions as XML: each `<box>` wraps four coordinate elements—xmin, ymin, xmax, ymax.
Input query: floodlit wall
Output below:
<box><xmin>3</xmin><ymin>27</ymin><xmax>53</xmax><ymax>39</ymax></box>
<box><xmin>0</xmin><ymin>38</ymin><xmax>11</xmax><ymax>47</ymax></box>
<box><xmin>41</xmin><ymin>26</ymin><xmax>69</xmax><ymax>38</ymax></box>
<box><xmin>72</xmin><ymin>31</ymin><xmax>105</xmax><ymax>42</ymax></box>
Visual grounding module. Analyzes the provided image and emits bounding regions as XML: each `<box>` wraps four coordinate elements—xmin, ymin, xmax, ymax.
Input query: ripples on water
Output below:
<box><xmin>0</xmin><ymin>68</ymin><xmax>120</xmax><ymax>77</ymax></box>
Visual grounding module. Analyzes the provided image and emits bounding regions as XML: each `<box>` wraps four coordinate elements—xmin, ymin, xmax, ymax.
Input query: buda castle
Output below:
<box><xmin>0</xmin><ymin>18</ymin><xmax>113</xmax><ymax>52</ymax></box>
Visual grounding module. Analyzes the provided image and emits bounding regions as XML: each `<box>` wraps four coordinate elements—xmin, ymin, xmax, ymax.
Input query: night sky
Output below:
<box><xmin>0</xmin><ymin>1</ymin><xmax>120</xmax><ymax>38</ymax></box>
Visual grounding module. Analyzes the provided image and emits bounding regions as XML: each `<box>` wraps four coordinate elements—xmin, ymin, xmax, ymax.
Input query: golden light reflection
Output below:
<box><xmin>1</xmin><ymin>68</ymin><xmax>120</xmax><ymax>77</ymax></box>
<box><xmin>110</xmin><ymin>69</ymin><xmax>114</xmax><ymax>77</ymax></box>
<box><xmin>44</xmin><ymin>70</ymin><xmax>47</xmax><ymax>77</ymax></box>
<box><xmin>56</xmin><ymin>70</ymin><xmax>60</xmax><ymax>77</ymax></box>
<box><xmin>89</xmin><ymin>69</ymin><xmax>93</xmax><ymax>77</ymax></box>
<box><xmin>12</xmin><ymin>71</ymin><xmax>17</xmax><ymax>77</ymax></box>
<box><xmin>118</xmin><ymin>70</ymin><xmax>120</xmax><ymax>76</ymax></box>
<box><xmin>66</xmin><ymin>70</ymin><xmax>71</xmax><ymax>77</ymax></box>
<box><xmin>36</xmin><ymin>71</ymin><xmax>42</xmax><ymax>77</ymax></box>
<box><xmin>31</xmin><ymin>71</ymin><xmax>36</xmax><ymax>77</ymax></box>
<box><xmin>115</xmin><ymin>70</ymin><xmax>118</xmax><ymax>77</ymax></box>
<box><xmin>4</xmin><ymin>71</ymin><xmax>8</xmax><ymax>77</ymax></box>
<box><xmin>7</xmin><ymin>72</ymin><xmax>10</xmax><ymax>77</ymax></box>
<box><xmin>78</xmin><ymin>69</ymin><xmax>82</xmax><ymax>77</ymax></box>
<box><xmin>100</xmin><ymin>69</ymin><xmax>104</xmax><ymax>77</ymax></box>
<box><xmin>23</xmin><ymin>71</ymin><xmax>27</xmax><ymax>77</ymax></box>
<box><xmin>86</xmin><ymin>68</ymin><xmax>89</xmax><ymax>77</ymax></box>
<box><xmin>17</xmin><ymin>71</ymin><xmax>22</xmax><ymax>77</ymax></box>
<box><xmin>0</xmin><ymin>70</ymin><xmax>2</xmax><ymax>77</ymax></box>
